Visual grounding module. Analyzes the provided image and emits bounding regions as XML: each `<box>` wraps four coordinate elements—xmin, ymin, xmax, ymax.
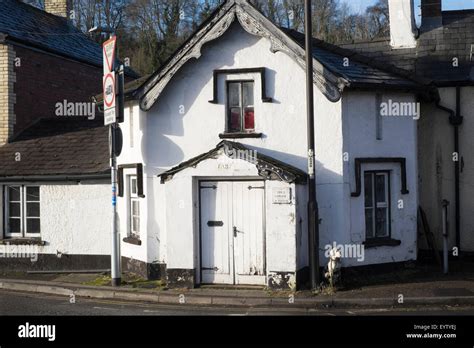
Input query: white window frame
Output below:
<box><xmin>364</xmin><ymin>171</ymin><xmax>390</xmax><ymax>239</ymax></box>
<box><xmin>128</xmin><ymin>175</ymin><xmax>140</xmax><ymax>238</ymax></box>
<box><xmin>4</xmin><ymin>185</ymin><xmax>41</xmax><ymax>238</ymax></box>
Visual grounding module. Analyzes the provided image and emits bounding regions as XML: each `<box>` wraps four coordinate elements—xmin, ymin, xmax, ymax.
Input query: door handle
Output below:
<box><xmin>233</xmin><ymin>226</ymin><xmax>243</xmax><ymax>237</ymax></box>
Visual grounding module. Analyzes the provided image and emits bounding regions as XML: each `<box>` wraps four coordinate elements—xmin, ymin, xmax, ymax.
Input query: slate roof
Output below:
<box><xmin>282</xmin><ymin>28</ymin><xmax>428</xmax><ymax>91</ymax></box>
<box><xmin>0</xmin><ymin>0</ymin><xmax>138</xmax><ymax>77</ymax></box>
<box><xmin>159</xmin><ymin>141</ymin><xmax>307</xmax><ymax>184</ymax></box>
<box><xmin>0</xmin><ymin>0</ymin><xmax>102</xmax><ymax>67</ymax></box>
<box><xmin>122</xmin><ymin>0</ymin><xmax>429</xmax><ymax>109</ymax></box>
<box><xmin>339</xmin><ymin>10</ymin><xmax>474</xmax><ymax>86</ymax></box>
<box><xmin>0</xmin><ymin>118</ymin><xmax>110</xmax><ymax>179</ymax></box>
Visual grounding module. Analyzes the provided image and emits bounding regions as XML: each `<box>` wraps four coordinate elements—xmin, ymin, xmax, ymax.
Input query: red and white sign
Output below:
<box><xmin>103</xmin><ymin>72</ymin><xmax>116</xmax><ymax>125</ymax></box>
<box><xmin>103</xmin><ymin>36</ymin><xmax>117</xmax><ymax>126</ymax></box>
<box><xmin>103</xmin><ymin>36</ymin><xmax>117</xmax><ymax>75</ymax></box>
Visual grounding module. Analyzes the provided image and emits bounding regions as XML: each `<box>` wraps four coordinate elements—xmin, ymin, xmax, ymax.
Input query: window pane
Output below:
<box><xmin>244</xmin><ymin>107</ymin><xmax>255</xmax><ymax>130</ymax></box>
<box><xmin>243</xmin><ymin>82</ymin><xmax>254</xmax><ymax>106</ymax></box>
<box><xmin>8</xmin><ymin>186</ymin><xmax>21</xmax><ymax>201</ymax></box>
<box><xmin>229</xmin><ymin>107</ymin><xmax>241</xmax><ymax>132</ymax></box>
<box><xmin>228</xmin><ymin>83</ymin><xmax>240</xmax><ymax>107</ymax></box>
<box><xmin>26</xmin><ymin>218</ymin><xmax>41</xmax><ymax>233</ymax></box>
<box><xmin>26</xmin><ymin>187</ymin><xmax>40</xmax><ymax>201</ymax></box>
<box><xmin>375</xmin><ymin>208</ymin><xmax>388</xmax><ymax>237</ymax></box>
<box><xmin>132</xmin><ymin>217</ymin><xmax>140</xmax><ymax>233</ymax></box>
<box><xmin>27</xmin><ymin>202</ymin><xmax>40</xmax><ymax>217</ymax></box>
<box><xmin>364</xmin><ymin>173</ymin><xmax>373</xmax><ymax>207</ymax></box>
<box><xmin>375</xmin><ymin>174</ymin><xmax>386</xmax><ymax>203</ymax></box>
<box><xmin>365</xmin><ymin>209</ymin><xmax>374</xmax><ymax>238</ymax></box>
<box><xmin>9</xmin><ymin>218</ymin><xmax>21</xmax><ymax>233</ymax></box>
<box><xmin>132</xmin><ymin>201</ymin><xmax>140</xmax><ymax>216</ymax></box>
<box><xmin>131</xmin><ymin>178</ymin><xmax>137</xmax><ymax>195</ymax></box>
<box><xmin>9</xmin><ymin>202</ymin><xmax>21</xmax><ymax>217</ymax></box>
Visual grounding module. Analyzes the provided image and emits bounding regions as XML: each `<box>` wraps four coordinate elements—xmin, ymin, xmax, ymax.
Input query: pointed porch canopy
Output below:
<box><xmin>159</xmin><ymin>141</ymin><xmax>307</xmax><ymax>185</ymax></box>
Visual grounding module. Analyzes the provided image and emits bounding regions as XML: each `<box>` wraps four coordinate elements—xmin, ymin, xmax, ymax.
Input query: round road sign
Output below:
<box><xmin>103</xmin><ymin>73</ymin><xmax>116</xmax><ymax>109</ymax></box>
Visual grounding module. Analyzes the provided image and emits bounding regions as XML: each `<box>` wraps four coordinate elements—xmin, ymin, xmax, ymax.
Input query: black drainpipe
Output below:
<box><xmin>434</xmin><ymin>86</ymin><xmax>463</xmax><ymax>253</ymax></box>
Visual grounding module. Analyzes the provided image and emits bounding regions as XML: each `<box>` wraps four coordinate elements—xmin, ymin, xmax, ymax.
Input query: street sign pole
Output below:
<box><xmin>110</xmin><ymin>63</ymin><xmax>125</xmax><ymax>287</ymax></box>
<box><xmin>110</xmin><ymin>121</ymin><xmax>120</xmax><ymax>287</ymax></box>
<box><xmin>103</xmin><ymin>34</ymin><xmax>121</xmax><ymax>287</ymax></box>
<box><xmin>305</xmin><ymin>0</ymin><xmax>320</xmax><ymax>290</ymax></box>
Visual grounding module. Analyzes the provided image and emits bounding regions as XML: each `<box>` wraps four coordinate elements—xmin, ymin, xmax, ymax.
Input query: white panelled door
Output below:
<box><xmin>200</xmin><ymin>181</ymin><xmax>265</xmax><ymax>285</ymax></box>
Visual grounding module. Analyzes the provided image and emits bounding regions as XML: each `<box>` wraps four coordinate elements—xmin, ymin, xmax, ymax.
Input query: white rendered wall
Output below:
<box><xmin>119</xmin><ymin>21</ymin><xmax>421</xmax><ymax>270</ymax></box>
<box><xmin>418</xmin><ymin>87</ymin><xmax>474</xmax><ymax>252</ymax></box>
<box><xmin>117</xmin><ymin>104</ymin><xmax>150</xmax><ymax>264</ymax></box>
<box><xmin>342</xmin><ymin>91</ymin><xmax>419</xmax><ymax>266</ymax></box>
<box><xmin>118</xmin><ymin>22</ymin><xmax>343</xmax><ymax>269</ymax></box>
<box><xmin>0</xmin><ymin>182</ymin><xmax>110</xmax><ymax>256</ymax></box>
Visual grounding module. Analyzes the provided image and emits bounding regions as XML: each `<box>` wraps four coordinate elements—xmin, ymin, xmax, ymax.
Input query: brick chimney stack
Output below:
<box><xmin>421</xmin><ymin>0</ymin><xmax>442</xmax><ymax>30</ymax></box>
<box><xmin>0</xmin><ymin>39</ymin><xmax>16</xmax><ymax>145</ymax></box>
<box><xmin>44</xmin><ymin>0</ymin><xmax>72</xmax><ymax>19</ymax></box>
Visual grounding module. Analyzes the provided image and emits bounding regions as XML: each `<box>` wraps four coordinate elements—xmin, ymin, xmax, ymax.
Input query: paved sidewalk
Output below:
<box><xmin>1</xmin><ymin>264</ymin><xmax>474</xmax><ymax>309</ymax></box>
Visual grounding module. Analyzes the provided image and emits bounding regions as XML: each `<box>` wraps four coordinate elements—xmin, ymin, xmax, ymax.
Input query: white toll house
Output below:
<box><xmin>114</xmin><ymin>0</ymin><xmax>427</xmax><ymax>290</ymax></box>
<box><xmin>1</xmin><ymin>0</ymin><xmax>472</xmax><ymax>290</ymax></box>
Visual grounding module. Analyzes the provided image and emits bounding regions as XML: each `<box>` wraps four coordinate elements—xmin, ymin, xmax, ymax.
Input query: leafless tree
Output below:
<box><xmin>19</xmin><ymin>0</ymin><xmax>390</xmax><ymax>75</ymax></box>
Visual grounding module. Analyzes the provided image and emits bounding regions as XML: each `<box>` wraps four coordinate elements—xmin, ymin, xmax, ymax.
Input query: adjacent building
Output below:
<box><xmin>340</xmin><ymin>0</ymin><xmax>474</xmax><ymax>255</ymax></box>
<box><xmin>0</xmin><ymin>0</ymin><xmax>138</xmax><ymax>271</ymax></box>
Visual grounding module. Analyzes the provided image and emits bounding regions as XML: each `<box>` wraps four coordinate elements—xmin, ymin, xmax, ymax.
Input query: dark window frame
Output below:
<box><xmin>118</xmin><ymin>163</ymin><xmax>145</xmax><ymax>198</ymax></box>
<box><xmin>209</xmin><ymin>67</ymin><xmax>272</xmax><ymax>104</ymax></box>
<box><xmin>226</xmin><ymin>80</ymin><xmax>255</xmax><ymax>133</ymax></box>
<box><xmin>364</xmin><ymin>170</ymin><xmax>392</xmax><ymax>240</ymax></box>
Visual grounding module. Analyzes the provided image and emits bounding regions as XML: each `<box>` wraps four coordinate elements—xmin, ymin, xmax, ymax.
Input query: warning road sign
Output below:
<box><xmin>103</xmin><ymin>36</ymin><xmax>117</xmax><ymax>75</ymax></box>
<box><xmin>103</xmin><ymin>72</ymin><xmax>116</xmax><ymax>125</ymax></box>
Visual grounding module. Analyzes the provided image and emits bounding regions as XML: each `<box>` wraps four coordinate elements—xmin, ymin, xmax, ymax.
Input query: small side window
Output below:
<box><xmin>364</xmin><ymin>171</ymin><xmax>390</xmax><ymax>239</ymax></box>
<box><xmin>128</xmin><ymin>176</ymin><xmax>140</xmax><ymax>238</ymax></box>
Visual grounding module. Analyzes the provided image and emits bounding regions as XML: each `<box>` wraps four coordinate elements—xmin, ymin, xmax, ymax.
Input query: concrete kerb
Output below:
<box><xmin>1</xmin><ymin>279</ymin><xmax>474</xmax><ymax>309</ymax></box>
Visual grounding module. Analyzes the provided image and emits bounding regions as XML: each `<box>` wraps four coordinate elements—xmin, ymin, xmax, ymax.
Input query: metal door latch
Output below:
<box><xmin>233</xmin><ymin>226</ymin><xmax>244</xmax><ymax>237</ymax></box>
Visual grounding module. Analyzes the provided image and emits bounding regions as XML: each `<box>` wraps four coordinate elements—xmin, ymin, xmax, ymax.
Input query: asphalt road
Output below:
<box><xmin>1</xmin><ymin>290</ymin><xmax>474</xmax><ymax>316</ymax></box>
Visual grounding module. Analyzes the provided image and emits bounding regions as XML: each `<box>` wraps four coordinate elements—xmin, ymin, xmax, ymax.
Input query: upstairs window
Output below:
<box><xmin>364</xmin><ymin>171</ymin><xmax>390</xmax><ymax>239</ymax></box>
<box><xmin>227</xmin><ymin>81</ymin><xmax>255</xmax><ymax>133</ymax></box>
<box><xmin>4</xmin><ymin>186</ymin><xmax>41</xmax><ymax>238</ymax></box>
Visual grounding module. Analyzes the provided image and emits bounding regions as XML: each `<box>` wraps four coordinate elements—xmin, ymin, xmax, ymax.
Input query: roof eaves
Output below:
<box><xmin>0</xmin><ymin>172</ymin><xmax>110</xmax><ymax>182</ymax></box>
<box><xmin>5</xmin><ymin>34</ymin><xmax>101</xmax><ymax>68</ymax></box>
<box><xmin>135</xmin><ymin>0</ymin><xmax>347</xmax><ymax>110</ymax></box>
<box><xmin>136</xmin><ymin>0</ymin><xmax>238</xmax><ymax>110</ymax></box>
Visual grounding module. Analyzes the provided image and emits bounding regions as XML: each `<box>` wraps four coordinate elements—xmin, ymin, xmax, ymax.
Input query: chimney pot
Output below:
<box><xmin>421</xmin><ymin>0</ymin><xmax>442</xmax><ymax>29</ymax></box>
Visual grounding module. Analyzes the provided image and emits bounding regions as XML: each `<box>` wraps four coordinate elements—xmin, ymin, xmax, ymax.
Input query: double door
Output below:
<box><xmin>200</xmin><ymin>181</ymin><xmax>265</xmax><ymax>285</ymax></box>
